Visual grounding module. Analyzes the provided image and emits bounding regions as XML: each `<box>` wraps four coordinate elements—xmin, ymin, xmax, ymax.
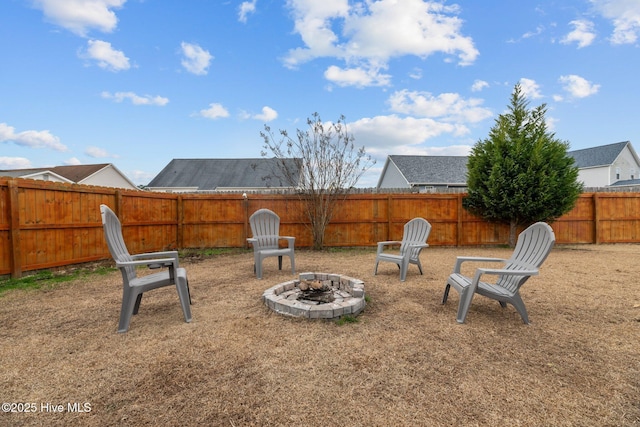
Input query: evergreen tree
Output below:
<box><xmin>464</xmin><ymin>83</ymin><xmax>583</xmax><ymax>246</ymax></box>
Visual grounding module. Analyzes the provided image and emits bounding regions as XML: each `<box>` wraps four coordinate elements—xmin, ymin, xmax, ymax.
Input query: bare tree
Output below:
<box><xmin>260</xmin><ymin>113</ymin><xmax>375</xmax><ymax>250</ymax></box>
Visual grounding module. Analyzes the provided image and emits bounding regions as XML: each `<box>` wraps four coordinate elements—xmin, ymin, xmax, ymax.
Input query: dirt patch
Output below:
<box><xmin>1</xmin><ymin>245</ymin><xmax>639</xmax><ymax>426</ymax></box>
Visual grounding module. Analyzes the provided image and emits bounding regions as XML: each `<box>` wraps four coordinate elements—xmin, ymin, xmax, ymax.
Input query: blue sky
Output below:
<box><xmin>1</xmin><ymin>0</ymin><xmax>639</xmax><ymax>187</ymax></box>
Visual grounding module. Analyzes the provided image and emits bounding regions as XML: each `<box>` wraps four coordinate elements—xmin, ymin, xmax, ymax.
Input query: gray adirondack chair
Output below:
<box><xmin>247</xmin><ymin>208</ymin><xmax>295</xmax><ymax>279</ymax></box>
<box><xmin>374</xmin><ymin>218</ymin><xmax>432</xmax><ymax>281</ymax></box>
<box><xmin>442</xmin><ymin>222</ymin><xmax>555</xmax><ymax>324</ymax></box>
<box><xmin>100</xmin><ymin>204</ymin><xmax>192</xmax><ymax>333</ymax></box>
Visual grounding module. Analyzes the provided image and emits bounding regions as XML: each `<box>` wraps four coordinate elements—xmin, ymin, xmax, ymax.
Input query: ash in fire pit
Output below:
<box><xmin>297</xmin><ymin>279</ymin><xmax>335</xmax><ymax>303</ymax></box>
<box><xmin>263</xmin><ymin>273</ymin><xmax>365</xmax><ymax>319</ymax></box>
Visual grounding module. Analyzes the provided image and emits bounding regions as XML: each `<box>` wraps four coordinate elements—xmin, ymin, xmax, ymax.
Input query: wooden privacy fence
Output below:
<box><xmin>2</xmin><ymin>177</ymin><xmax>640</xmax><ymax>277</ymax></box>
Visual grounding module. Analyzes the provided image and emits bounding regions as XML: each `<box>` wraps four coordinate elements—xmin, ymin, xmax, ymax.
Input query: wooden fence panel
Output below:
<box><xmin>4</xmin><ymin>177</ymin><xmax>640</xmax><ymax>278</ymax></box>
<box><xmin>328</xmin><ymin>195</ymin><xmax>387</xmax><ymax>246</ymax></box>
<box><xmin>119</xmin><ymin>193</ymin><xmax>179</xmax><ymax>253</ymax></box>
<box><xmin>12</xmin><ymin>180</ymin><xmax>114</xmax><ymax>273</ymax></box>
<box><xmin>553</xmin><ymin>194</ymin><xmax>595</xmax><ymax>243</ymax></box>
<box><xmin>0</xmin><ymin>181</ymin><xmax>10</xmax><ymax>275</ymax></box>
<box><xmin>182</xmin><ymin>195</ymin><xmax>245</xmax><ymax>248</ymax></box>
<box><xmin>596</xmin><ymin>193</ymin><xmax>640</xmax><ymax>243</ymax></box>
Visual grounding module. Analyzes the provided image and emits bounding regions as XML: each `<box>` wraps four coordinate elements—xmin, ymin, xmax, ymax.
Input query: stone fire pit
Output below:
<box><xmin>262</xmin><ymin>272</ymin><xmax>366</xmax><ymax>319</ymax></box>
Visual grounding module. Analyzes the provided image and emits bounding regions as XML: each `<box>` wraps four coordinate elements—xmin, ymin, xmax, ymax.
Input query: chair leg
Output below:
<box><xmin>456</xmin><ymin>284</ymin><xmax>475</xmax><ymax>324</ymax></box>
<box><xmin>400</xmin><ymin>258</ymin><xmax>410</xmax><ymax>281</ymax></box>
<box><xmin>416</xmin><ymin>259</ymin><xmax>423</xmax><ymax>275</ymax></box>
<box><xmin>373</xmin><ymin>261</ymin><xmax>379</xmax><ymax>275</ymax></box>
<box><xmin>254</xmin><ymin>253</ymin><xmax>262</xmax><ymax>279</ymax></box>
<box><xmin>176</xmin><ymin>275</ymin><xmax>192</xmax><ymax>323</ymax></box>
<box><xmin>509</xmin><ymin>294</ymin><xmax>530</xmax><ymax>324</ymax></box>
<box><xmin>289</xmin><ymin>254</ymin><xmax>295</xmax><ymax>274</ymax></box>
<box><xmin>118</xmin><ymin>291</ymin><xmax>141</xmax><ymax>333</ymax></box>
<box><xmin>133</xmin><ymin>293</ymin><xmax>143</xmax><ymax>315</ymax></box>
<box><xmin>442</xmin><ymin>284</ymin><xmax>451</xmax><ymax>304</ymax></box>
<box><xmin>278</xmin><ymin>255</ymin><xmax>283</xmax><ymax>270</ymax></box>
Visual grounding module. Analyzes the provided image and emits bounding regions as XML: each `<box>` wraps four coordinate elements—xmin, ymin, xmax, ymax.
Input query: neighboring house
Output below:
<box><xmin>0</xmin><ymin>163</ymin><xmax>138</xmax><ymax>190</ymax></box>
<box><xmin>376</xmin><ymin>155</ymin><xmax>468</xmax><ymax>191</ymax></box>
<box><xmin>568</xmin><ymin>141</ymin><xmax>640</xmax><ymax>188</ymax></box>
<box><xmin>377</xmin><ymin>141</ymin><xmax>640</xmax><ymax>192</ymax></box>
<box><xmin>146</xmin><ymin>158</ymin><xmax>302</xmax><ymax>192</ymax></box>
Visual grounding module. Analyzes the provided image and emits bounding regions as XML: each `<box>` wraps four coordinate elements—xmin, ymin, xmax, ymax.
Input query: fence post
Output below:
<box><xmin>594</xmin><ymin>193</ymin><xmax>600</xmax><ymax>244</ymax></box>
<box><xmin>387</xmin><ymin>194</ymin><xmax>392</xmax><ymax>241</ymax></box>
<box><xmin>114</xmin><ymin>190</ymin><xmax>123</xmax><ymax>218</ymax></box>
<box><xmin>457</xmin><ymin>193</ymin><xmax>463</xmax><ymax>247</ymax></box>
<box><xmin>177</xmin><ymin>195</ymin><xmax>184</xmax><ymax>249</ymax></box>
<box><xmin>243</xmin><ymin>194</ymin><xmax>249</xmax><ymax>248</ymax></box>
<box><xmin>8</xmin><ymin>179</ymin><xmax>22</xmax><ymax>278</ymax></box>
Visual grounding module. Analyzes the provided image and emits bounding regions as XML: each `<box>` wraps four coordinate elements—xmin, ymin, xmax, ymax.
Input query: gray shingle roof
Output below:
<box><xmin>0</xmin><ymin>164</ymin><xmax>110</xmax><ymax>181</ymax></box>
<box><xmin>610</xmin><ymin>178</ymin><xmax>640</xmax><ymax>187</ymax></box>
<box><xmin>147</xmin><ymin>158</ymin><xmax>301</xmax><ymax>190</ymax></box>
<box><xmin>567</xmin><ymin>141</ymin><xmax>629</xmax><ymax>168</ymax></box>
<box><xmin>388</xmin><ymin>155</ymin><xmax>468</xmax><ymax>185</ymax></box>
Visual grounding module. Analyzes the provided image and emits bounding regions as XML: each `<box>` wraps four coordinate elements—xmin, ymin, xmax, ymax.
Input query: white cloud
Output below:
<box><xmin>519</xmin><ymin>78</ymin><xmax>543</xmax><ymax>99</ymax></box>
<box><xmin>344</xmin><ymin>89</ymin><xmax>493</xmax><ymax>160</ymax></box>
<box><xmin>83</xmin><ymin>40</ymin><xmax>130</xmax><ymax>71</ymax></box>
<box><xmin>239</xmin><ymin>0</ymin><xmax>257</xmax><ymax>23</ymax></box>
<box><xmin>408</xmin><ymin>68</ymin><xmax>423</xmax><ymax>80</ymax></box>
<box><xmin>561</xmin><ymin>19</ymin><xmax>596</xmax><ymax>48</ymax></box>
<box><xmin>199</xmin><ymin>103</ymin><xmax>230</xmax><ymax>119</ymax></box>
<box><xmin>591</xmin><ymin>0</ymin><xmax>640</xmax><ymax>44</ymax></box>
<box><xmin>387</xmin><ymin>90</ymin><xmax>493</xmax><ymax>124</ymax></box>
<box><xmin>348</xmin><ymin>115</ymin><xmax>469</xmax><ymax>157</ymax></box>
<box><xmin>85</xmin><ymin>146</ymin><xmax>118</xmax><ymax>158</ymax></box>
<box><xmin>471</xmin><ymin>79</ymin><xmax>489</xmax><ymax>92</ymax></box>
<box><xmin>324</xmin><ymin>65</ymin><xmax>391</xmax><ymax>87</ymax></box>
<box><xmin>32</xmin><ymin>0</ymin><xmax>126</xmax><ymax>37</ymax></box>
<box><xmin>522</xmin><ymin>25</ymin><xmax>545</xmax><ymax>39</ymax></box>
<box><xmin>0</xmin><ymin>157</ymin><xmax>32</xmax><ymax>169</ymax></box>
<box><xmin>180</xmin><ymin>42</ymin><xmax>213</xmax><ymax>75</ymax></box>
<box><xmin>101</xmin><ymin>91</ymin><xmax>169</xmax><ymax>106</ymax></box>
<box><xmin>252</xmin><ymin>106</ymin><xmax>278</xmax><ymax>122</ymax></box>
<box><xmin>128</xmin><ymin>169</ymin><xmax>155</xmax><ymax>185</ymax></box>
<box><xmin>0</xmin><ymin>123</ymin><xmax>68</xmax><ymax>151</ymax></box>
<box><xmin>559</xmin><ymin>74</ymin><xmax>600</xmax><ymax>98</ymax></box>
<box><xmin>284</xmin><ymin>0</ymin><xmax>478</xmax><ymax>87</ymax></box>
<box><xmin>64</xmin><ymin>157</ymin><xmax>82</xmax><ymax>165</ymax></box>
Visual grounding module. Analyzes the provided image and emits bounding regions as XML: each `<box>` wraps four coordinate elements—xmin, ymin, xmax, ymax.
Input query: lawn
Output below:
<box><xmin>1</xmin><ymin>245</ymin><xmax>639</xmax><ymax>426</ymax></box>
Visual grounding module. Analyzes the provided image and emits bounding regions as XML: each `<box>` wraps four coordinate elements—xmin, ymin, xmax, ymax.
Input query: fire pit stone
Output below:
<box><xmin>263</xmin><ymin>272</ymin><xmax>366</xmax><ymax>319</ymax></box>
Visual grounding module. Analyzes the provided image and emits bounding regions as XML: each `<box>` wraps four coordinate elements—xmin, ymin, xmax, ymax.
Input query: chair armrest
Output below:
<box><xmin>131</xmin><ymin>251</ymin><xmax>179</xmax><ymax>261</ymax></box>
<box><xmin>407</xmin><ymin>243</ymin><xmax>429</xmax><ymax>249</ymax></box>
<box><xmin>475</xmin><ymin>267</ymin><xmax>539</xmax><ymax>277</ymax></box>
<box><xmin>376</xmin><ymin>241</ymin><xmax>401</xmax><ymax>254</ymax></box>
<box><xmin>279</xmin><ymin>236</ymin><xmax>295</xmax><ymax>249</ymax></box>
<box><xmin>132</xmin><ymin>251</ymin><xmax>179</xmax><ymax>269</ymax></box>
<box><xmin>116</xmin><ymin>257</ymin><xmax>178</xmax><ymax>269</ymax></box>
<box><xmin>468</xmin><ymin>268</ymin><xmax>539</xmax><ymax>292</ymax></box>
<box><xmin>452</xmin><ymin>256</ymin><xmax>506</xmax><ymax>273</ymax></box>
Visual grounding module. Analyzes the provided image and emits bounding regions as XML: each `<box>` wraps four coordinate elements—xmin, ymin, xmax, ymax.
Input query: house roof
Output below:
<box><xmin>0</xmin><ymin>163</ymin><xmax>133</xmax><ymax>185</ymax></box>
<box><xmin>0</xmin><ymin>164</ymin><xmax>111</xmax><ymax>180</ymax></box>
<box><xmin>567</xmin><ymin>141</ymin><xmax>631</xmax><ymax>168</ymax></box>
<box><xmin>146</xmin><ymin>158</ymin><xmax>301</xmax><ymax>190</ymax></box>
<box><xmin>379</xmin><ymin>155</ymin><xmax>468</xmax><ymax>187</ymax></box>
<box><xmin>610</xmin><ymin>178</ymin><xmax>640</xmax><ymax>187</ymax></box>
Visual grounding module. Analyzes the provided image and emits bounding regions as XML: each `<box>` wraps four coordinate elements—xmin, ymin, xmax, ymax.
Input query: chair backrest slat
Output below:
<box><xmin>250</xmin><ymin>209</ymin><xmax>281</xmax><ymax>249</ymax></box>
<box><xmin>100</xmin><ymin>205</ymin><xmax>137</xmax><ymax>282</ymax></box>
<box><xmin>499</xmin><ymin>222</ymin><xmax>555</xmax><ymax>293</ymax></box>
<box><xmin>399</xmin><ymin>218</ymin><xmax>432</xmax><ymax>260</ymax></box>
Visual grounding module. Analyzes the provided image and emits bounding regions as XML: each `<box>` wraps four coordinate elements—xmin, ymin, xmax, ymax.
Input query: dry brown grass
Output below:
<box><xmin>1</xmin><ymin>244</ymin><xmax>639</xmax><ymax>426</ymax></box>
